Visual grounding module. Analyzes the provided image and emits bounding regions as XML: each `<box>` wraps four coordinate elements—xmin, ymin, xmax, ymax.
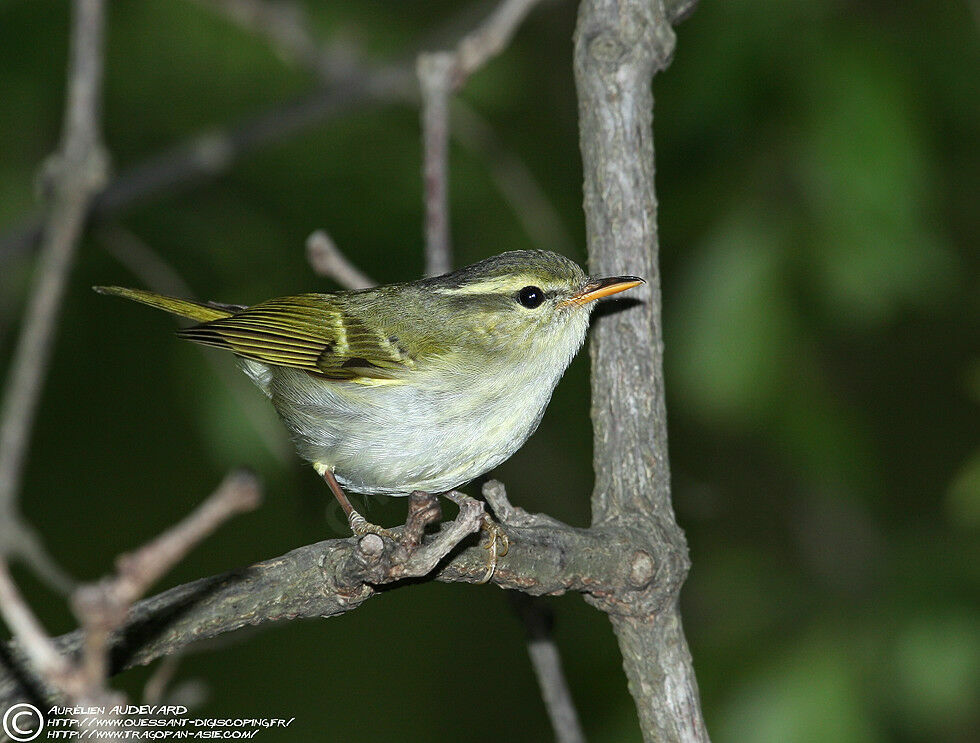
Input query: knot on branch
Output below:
<box><xmin>38</xmin><ymin>144</ymin><xmax>110</xmax><ymax>201</ymax></box>
<box><xmin>583</xmin><ymin>517</ymin><xmax>691</xmax><ymax>618</ymax></box>
<box><xmin>578</xmin><ymin>1</ymin><xmax>677</xmax><ymax>79</ymax></box>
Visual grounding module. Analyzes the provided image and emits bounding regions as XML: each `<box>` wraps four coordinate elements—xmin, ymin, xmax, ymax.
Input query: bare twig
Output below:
<box><xmin>208</xmin><ymin>0</ymin><xmax>571</xmax><ymax>265</ymax></box>
<box><xmin>418</xmin><ymin>51</ymin><xmax>455</xmax><ymax>276</ymax></box>
<box><xmin>509</xmin><ymin>594</ymin><xmax>585</xmax><ymax>743</ymax></box>
<box><xmin>0</xmin><ymin>67</ymin><xmax>412</xmax><ymax>265</ymax></box>
<box><xmin>0</xmin><ymin>471</ymin><xmax>260</xmax><ymax>713</ymax></box>
<box><xmin>482</xmin><ymin>479</ymin><xmax>568</xmax><ymax>530</ymax></box>
<box><xmin>0</xmin><ymin>0</ymin><xmax>567</xmax><ymax>282</ymax></box>
<box><xmin>306</xmin><ymin>230</ymin><xmax>376</xmax><ymax>289</ymax></box>
<box><xmin>490</xmin><ymin>478</ymin><xmax>585</xmax><ymax>740</ymax></box>
<box><xmin>0</xmin><ymin>0</ymin><xmax>705</xmax><ymax>267</ymax></box>
<box><xmin>197</xmin><ymin>0</ymin><xmax>322</xmax><ymax>71</ymax></box>
<box><xmin>0</xmin><ymin>0</ymin><xmax>109</xmax><ymax>592</ymax></box>
<box><xmin>142</xmin><ymin>655</ymin><xmax>183</xmax><ymax>705</ymax></box>
<box><xmin>451</xmin><ymin>0</ymin><xmax>543</xmax><ymax>86</ymax></box>
<box><xmin>104</xmin><ymin>471</ymin><xmax>261</xmax><ymax>607</ymax></box>
<box><xmin>0</xmin><ymin>559</ymin><xmax>73</xmax><ymax>685</ymax></box>
<box><xmin>417</xmin><ymin>0</ymin><xmax>544</xmax><ymax>276</ymax></box>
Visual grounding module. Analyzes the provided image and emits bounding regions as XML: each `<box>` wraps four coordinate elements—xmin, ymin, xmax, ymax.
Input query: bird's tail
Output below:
<box><xmin>93</xmin><ymin>286</ymin><xmax>235</xmax><ymax>323</ymax></box>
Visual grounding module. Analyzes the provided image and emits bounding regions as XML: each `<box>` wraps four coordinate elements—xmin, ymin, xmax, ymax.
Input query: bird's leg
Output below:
<box><xmin>442</xmin><ymin>491</ymin><xmax>509</xmax><ymax>584</ymax></box>
<box><xmin>318</xmin><ymin>465</ymin><xmax>396</xmax><ymax>541</ymax></box>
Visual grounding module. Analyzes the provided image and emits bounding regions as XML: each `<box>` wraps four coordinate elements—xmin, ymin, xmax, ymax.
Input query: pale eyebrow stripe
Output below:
<box><xmin>430</xmin><ymin>275</ymin><xmax>549</xmax><ymax>296</ymax></box>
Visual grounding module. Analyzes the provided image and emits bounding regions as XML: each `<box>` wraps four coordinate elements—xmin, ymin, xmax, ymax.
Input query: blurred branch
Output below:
<box><xmin>196</xmin><ymin>0</ymin><xmax>327</xmax><ymax>73</ymax></box>
<box><xmin>418</xmin><ymin>53</ymin><xmax>454</xmax><ymax>276</ymax></box>
<box><xmin>306</xmin><ymin>230</ymin><xmax>376</xmax><ymax>289</ymax></box>
<box><xmin>0</xmin><ymin>471</ymin><xmax>260</xmax><ymax>715</ymax></box>
<box><xmin>0</xmin><ymin>0</ymin><xmax>573</xmax><ymax>276</ymax></box>
<box><xmin>509</xmin><ymin>593</ymin><xmax>585</xmax><ymax>743</ymax></box>
<box><xmin>0</xmin><ymin>0</ymin><xmax>703</xmax><ymax>266</ymax></box>
<box><xmin>0</xmin><ymin>0</ymin><xmax>109</xmax><ymax>592</ymax></box>
<box><xmin>201</xmin><ymin>0</ymin><xmax>564</xmax><ymax>278</ymax></box>
<box><xmin>575</xmin><ymin>0</ymin><xmax>706</xmax><ymax>741</ymax></box>
<box><xmin>417</xmin><ymin>0</ymin><xmax>543</xmax><ymax>276</ymax></box>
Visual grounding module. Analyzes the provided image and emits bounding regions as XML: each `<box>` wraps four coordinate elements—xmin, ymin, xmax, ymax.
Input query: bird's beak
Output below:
<box><xmin>562</xmin><ymin>276</ymin><xmax>645</xmax><ymax>307</ymax></box>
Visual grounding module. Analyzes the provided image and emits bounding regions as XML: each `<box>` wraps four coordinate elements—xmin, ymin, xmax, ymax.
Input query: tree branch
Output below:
<box><xmin>0</xmin><ymin>0</ymin><xmax>109</xmax><ymax>592</ymax></box>
<box><xmin>0</xmin><ymin>471</ymin><xmax>260</xmax><ymax>719</ymax></box>
<box><xmin>306</xmin><ymin>230</ymin><xmax>376</xmax><ymax>289</ymax></box>
<box><xmin>417</xmin><ymin>0</ymin><xmax>544</xmax><ymax>276</ymax></box>
<box><xmin>0</xmin><ymin>482</ymin><xmax>655</xmax><ymax>709</ymax></box>
<box><xmin>509</xmin><ymin>594</ymin><xmax>585</xmax><ymax>743</ymax></box>
<box><xmin>574</xmin><ymin>0</ymin><xmax>707</xmax><ymax>741</ymax></box>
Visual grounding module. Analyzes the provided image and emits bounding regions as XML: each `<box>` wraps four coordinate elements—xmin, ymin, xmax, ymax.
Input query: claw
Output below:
<box><xmin>349</xmin><ymin>511</ymin><xmax>397</xmax><ymax>541</ymax></box>
<box><xmin>476</xmin><ymin>514</ymin><xmax>509</xmax><ymax>584</ymax></box>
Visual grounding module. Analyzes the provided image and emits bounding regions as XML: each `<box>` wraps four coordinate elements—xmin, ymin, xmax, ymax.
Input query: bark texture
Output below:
<box><xmin>575</xmin><ymin>0</ymin><xmax>708</xmax><ymax>740</ymax></box>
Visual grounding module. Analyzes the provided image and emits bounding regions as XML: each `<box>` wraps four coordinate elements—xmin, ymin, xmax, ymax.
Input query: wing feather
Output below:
<box><xmin>177</xmin><ymin>294</ymin><xmax>413</xmax><ymax>382</ymax></box>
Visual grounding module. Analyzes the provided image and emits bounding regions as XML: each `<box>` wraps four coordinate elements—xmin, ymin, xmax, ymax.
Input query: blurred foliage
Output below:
<box><xmin>1</xmin><ymin>0</ymin><xmax>978</xmax><ymax>741</ymax></box>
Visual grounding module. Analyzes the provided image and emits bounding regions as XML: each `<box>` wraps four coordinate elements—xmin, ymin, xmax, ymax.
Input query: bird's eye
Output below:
<box><xmin>517</xmin><ymin>285</ymin><xmax>545</xmax><ymax>309</ymax></box>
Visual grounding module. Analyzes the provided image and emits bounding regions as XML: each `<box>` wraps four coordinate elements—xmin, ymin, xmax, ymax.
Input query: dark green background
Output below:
<box><xmin>1</xmin><ymin>1</ymin><xmax>977</xmax><ymax>741</ymax></box>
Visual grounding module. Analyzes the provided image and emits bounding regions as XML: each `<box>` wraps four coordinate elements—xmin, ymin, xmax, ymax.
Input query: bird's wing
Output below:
<box><xmin>177</xmin><ymin>295</ymin><xmax>413</xmax><ymax>382</ymax></box>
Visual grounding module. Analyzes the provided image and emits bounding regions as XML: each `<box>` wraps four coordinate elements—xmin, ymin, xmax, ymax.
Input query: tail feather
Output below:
<box><xmin>93</xmin><ymin>286</ymin><xmax>234</xmax><ymax>323</ymax></box>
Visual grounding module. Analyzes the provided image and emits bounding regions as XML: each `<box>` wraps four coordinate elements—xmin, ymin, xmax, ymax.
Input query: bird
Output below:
<box><xmin>95</xmin><ymin>250</ymin><xmax>643</xmax><ymax>579</ymax></box>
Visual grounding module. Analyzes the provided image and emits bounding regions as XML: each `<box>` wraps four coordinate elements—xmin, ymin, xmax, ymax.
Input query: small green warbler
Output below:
<box><xmin>96</xmin><ymin>250</ymin><xmax>642</xmax><ymax>555</ymax></box>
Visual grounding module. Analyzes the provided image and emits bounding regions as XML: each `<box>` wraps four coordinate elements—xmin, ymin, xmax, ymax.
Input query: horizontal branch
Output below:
<box><xmin>1</xmin><ymin>496</ymin><xmax>665</xmax><ymax>709</ymax></box>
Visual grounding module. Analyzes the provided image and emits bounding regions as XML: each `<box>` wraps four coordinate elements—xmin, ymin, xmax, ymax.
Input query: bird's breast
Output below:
<box><xmin>265</xmin><ymin>358</ymin><xmax>563</xmax><ymax>495</ymax></box>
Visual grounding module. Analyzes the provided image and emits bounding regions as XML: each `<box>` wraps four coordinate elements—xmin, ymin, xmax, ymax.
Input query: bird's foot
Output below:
<box><xmin>442</xmin><ymin>491</ymin><xmax>509</xmax><ymax>584</ymax></box>
<box><xmin>477</xmin><ymin>513</ymin><xmax>509</xmax><ymax>584</ymax></box>
<box><xmin>348</xmin><ymin>510</ymin><xmax>397</xmax><ymax>542</ymax></box>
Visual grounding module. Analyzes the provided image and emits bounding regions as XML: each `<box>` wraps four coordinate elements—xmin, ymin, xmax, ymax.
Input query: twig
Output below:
<box><xmin>450</xmin><ymin>0</ymin><xmax>543</xmax><ymax>87</ymax></box>
<box><xmin>0</xmin><ymin>1</ymin><xmax>565</xmax><ymax>280</ymax></box>
<box><xmin>0</xmin><ymin>0</ymin><xmax>108</xmax><ymax>592</ymax></box>
<box><xmin>106</xmin><ymin>471</ymin><xmax>262</xmax><ymax>607</ymax></box>
<box><xmin>0</xmin><ymin>0</ymin><xmax>703</xmax><ymax>266</ymax></box>
<box><xmin>417</xmin><ymin>0</ymin><xmax>544</xmax><ymax>276</ymax></box>
<box><xmin>0</xmin><ymin>0</ymin><xmax>507</xmax><ymax>263</ymax></box>
<box><xmin>0</xmin><ymin>471</ymin><xmax>261</xmax><ymax>712</ymax></box>
<box><xmin>0</xmin><ymin>559</ymin><xmax>73</xmax><ymax>686</ymax></box>
<box><xmin>509</xmin><ymin>594</ymin><xmax>585</xmax><ymax>743</ymax></box>
<box><xmin>0</xmin><ymin>67</ymin><xmax>413</xmax><ymax>265</ymax></box>
<box><xmin>207</xmin><ymin>0</ymin><xmax>571</xmax><ymax>266</ymax></box>
<box><xmin>417</xmin><ymin>52</ymin><xmax>455</xmax><ymax>277</ymax></box>
<box><xmin>482</xmin><ymin>479</ymin><xmax>567</xmax><ymax>530</ymax></box>
<box><xmin>197</xmin><ymin>0</ymin><xmax>323</xmax><ymax>72</ymax></box>
<box><xmin>306</xmin><ymin>230</ymin><xmax>376</xmax><ymax>289</ymax></box>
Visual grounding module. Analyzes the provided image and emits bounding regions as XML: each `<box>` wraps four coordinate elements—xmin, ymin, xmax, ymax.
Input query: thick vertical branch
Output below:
<box><xmin>574</xmin><ymin>1</ymin><xmax>707</xmax><ymax>741</ymax></box>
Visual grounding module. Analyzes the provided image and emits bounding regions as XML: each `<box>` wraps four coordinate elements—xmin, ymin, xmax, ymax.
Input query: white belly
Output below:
<box><xmin>255</xmin><ymin>363</ymin><xmax>561</xmax><ymax>495</ymax></box>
